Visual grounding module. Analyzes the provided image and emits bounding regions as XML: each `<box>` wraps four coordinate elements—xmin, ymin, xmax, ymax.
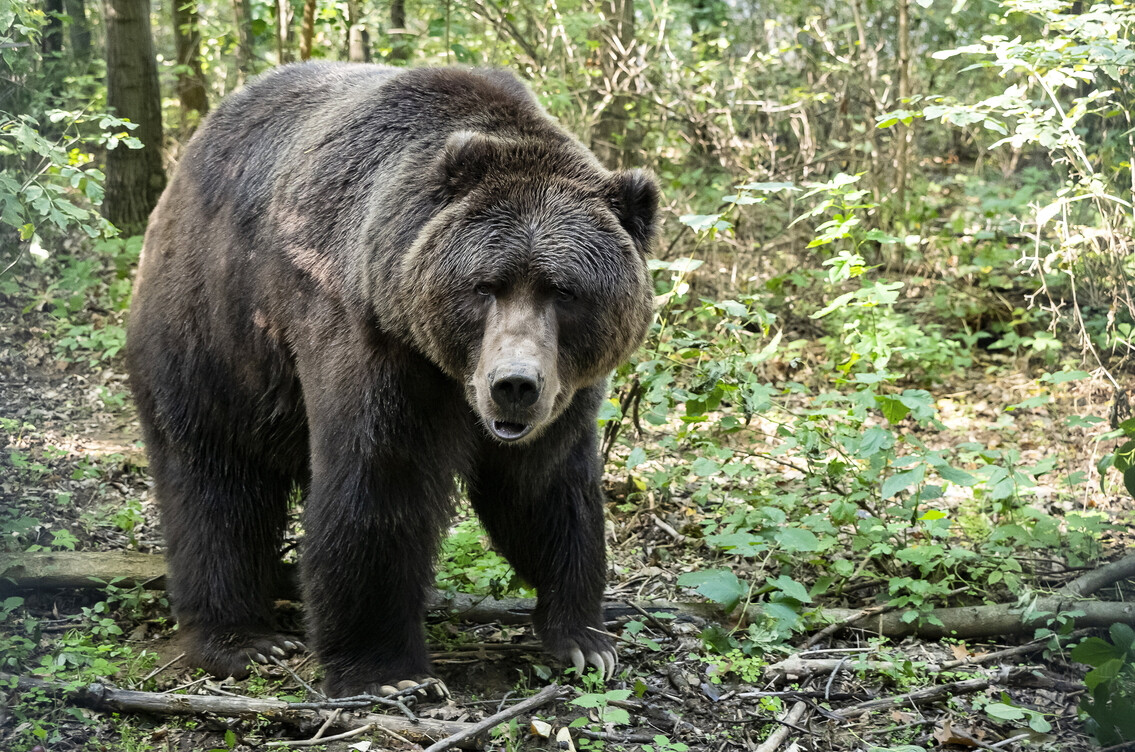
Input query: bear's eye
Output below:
<box><xmin>554</xmin><ymin>287</ymin><xmax>576</xmax><ymax>304</ymax></box>
<box><xmin>474</xmin><ymin>282</ymin><xmax>494</xmax><ymax>298</ymax></box>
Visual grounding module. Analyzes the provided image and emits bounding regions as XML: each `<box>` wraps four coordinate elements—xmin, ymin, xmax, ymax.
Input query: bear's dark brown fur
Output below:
<box><xmin>126</xmin><ymin>63</ymin><xmax>658</xmax><ymax>696</ymax></box>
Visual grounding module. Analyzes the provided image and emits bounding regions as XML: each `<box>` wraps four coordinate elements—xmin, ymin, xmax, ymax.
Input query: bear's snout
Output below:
<box><xmin>489</xmin><ymin>364</ymin><xmax>543</xmax><ymax>410</ymax></box>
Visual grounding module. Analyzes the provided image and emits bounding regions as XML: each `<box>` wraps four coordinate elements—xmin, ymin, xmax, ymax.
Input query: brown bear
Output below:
<box><xmin>126</xmin><ymin>63</ymin><xmax>658</xmax><ymax>697</ymax></box>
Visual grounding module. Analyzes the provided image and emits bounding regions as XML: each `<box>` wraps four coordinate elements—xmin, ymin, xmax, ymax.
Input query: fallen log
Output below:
<box><xmin>4</xmin><ymin>551</ymin><xmax>1134</xmax><ymax>640</ymax></box>
<box><xmin>1</xmin><ymin>672</ymin><xmax>524</xmax><ymax>748</ymax></box>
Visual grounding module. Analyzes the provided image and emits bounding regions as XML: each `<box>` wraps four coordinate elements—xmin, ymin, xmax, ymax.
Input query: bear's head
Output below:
<box><xmin>395</xmin><ymin>130</ymin><xmax>659</xmax><ymax>443</ymax></box>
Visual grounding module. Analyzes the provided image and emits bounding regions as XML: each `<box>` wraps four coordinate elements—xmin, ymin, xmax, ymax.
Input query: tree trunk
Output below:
<box><xmin>63</xmin><ymin>0</ymin><xmax>92</xmax><ymax>62</ymax></box>
<box><xmin>103</xmin><ymin>0</ymin><xmax>166</xmax><ymax>235</ymax></box>
<box><xmin>894</xmin><ymin>0</ymin><xmax>911</xmax><ymax>224</ymax></box>
<box><xmin>387</xmin><ymin>0</ymin><xmax>410</xmax><ymax>63</ymax></box>
<box><xmin>275</xmin><ymin>0</ymin><xmax>293</xmax><ymax>63</ymax></box>
<box><xmin>42</xmin><ymin>0</ymin><xmax>65</xmax><ymax>56</ymax></box>
<box><xmin>298</xmin><ymin>0</ymin><xmax>316</xmax><ymax>60</ymax></box>
<box><xmin>348</xmin><ymin>24</ymin><xmax>370</xmax><ymax>62</ymax></box>
<box><xmin>172</xmin><ymin>0</ymin><xmax>209</xmax><ymax>130</ymax></box>
<box><xmin>345</xmin><ymin>0</ymin><xmax>368</xmax><ymax>62</ymax></box>
<box><xmin>231</xmin><ymin>0</ymin><xmax>254</xmax><ymax>83</ymax></box>
<box><xmin>592</xmin><ymin>0</ymin><xmax>638</xmax><ymax>168</ymax></box>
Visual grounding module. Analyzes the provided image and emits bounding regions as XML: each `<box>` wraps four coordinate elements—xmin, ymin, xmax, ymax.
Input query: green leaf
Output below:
<box><xmin>717</xmin><ymin>299</ymin><xmax>748</xmax><ymax>317</ymax></box>
<box><xmin>882</xmin><ymin>467</ymin><xmax>924</xmax><ymax>499</ymax></box>
<box><xmin>1072</xmin><ymin>637</ymin><xmax>1121</xmax><ymax>668</ymax></box>
<box><xmin>1116</xmin><ymin>440</ymin><xmax>1135</xmax><ymax>473</ymax></box>
<box><xmin>864</xmin><ymin>228</ymin><xmax>903</xmax><ymax>243</ymax></box>
<box><xmin>878</xmin><ymin>396</ymin><xmax>910</xmax><ymax>424</ymax></box>
<box><xmin>596</xmin><ymin>398</ymin><xmax>620</xmax><ymax>424</ymax></box>
<box><xmin>1084</xmin><ymin>658</ymin><xmax>1124</xmax><ymax>691</ymax></box>
<box><xmin>857</xmin><ymin>427</ymin><xmax>894</xmax><ymax>457</ymax></box>
<box><xmin>1040</xmin><ymin>370</ymin><xmax>1091</xmax><ymax>384</ymax></box>
<box><xmin>984</xmin><ymin>702</ymin><xmax>1025</xmax><ymax>722</ymax></box>
<box><xmin>679</xmin><ymin>214</ymin><xmax>732</xmax><ymax>233</ymax></box>
<box><xmin>1109</xmin><ymin>623</ymin><xmax>1135</xmax><ymax>656</ymax></box>
<box><xmin>626</xmin><ymin>446</ymin><xmax>646</xmax><ymax>470</ymax></box>
<box><xmin>774</xmin><ymin>527</ymin><xmax>820</xmax><ymax>552</ymax></box>
<box><xmin>707</xmin><ymin>532</ymin><xmax>767</xmax><ymax>556</ymax></box>
<box><xmin>1007</xmin><ymin>394</ymin><xmax>1051</xmax><ymax>411</ymax></box>
<box><xmin>691</xmin><ymin>457</ymin><xmax>720</xmax><ymax>477</ymax></box>
<box><xmin>722</xmin><ymin>194</ymin><xmax>764</xmax><ymax>205</ymax></box>
<box><xmin>769</xmin><ymin>575</ymin><xmax>812</xmax><ymax>603</ymax></box>
<box><xmin>570</xmin><ymin>689</ymin><xmax>632</xmax><ymax>708</ymax></box>
<box><xmin>1125</xmin><ymin>466</ymin><xmax>1135</xmax><ymax>500</ymax></box>
<box><xmin>677</xmin><ymin>569</ymin><xmax>747</xmax><ymax>612</ymax></box>
<box><xmin>938</xmin><ymin>466</ymin><xmax>977</xmax><ymax>486</ymax></box>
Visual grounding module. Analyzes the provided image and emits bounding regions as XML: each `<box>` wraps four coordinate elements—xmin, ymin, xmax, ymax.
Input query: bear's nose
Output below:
<box><xmin>490</xmin><ymin>369</ymin><xmax>541</xmax><ymax>410</ymax></box>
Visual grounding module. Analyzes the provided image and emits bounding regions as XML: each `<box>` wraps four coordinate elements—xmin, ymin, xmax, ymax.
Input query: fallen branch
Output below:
<box><xmin>0</xmin><ymin>551</ymin><xmax>172</xmax><ymax>591</ymax></box>
<box><xmin>754</xmin><ymin>701</ymin><xmax>808</xmax><ymax>752</ymax></box>
<box><xmin>765</xmin><ymin>656</ymin><xmax>939</xmax><ymax>682</ymax></box>
<box><xmin>1061</xmin><ymin>554</ymin><xmax>1135</xmax><ymax>597</ymax></box>
<box><xmin>265</xmin><ymin>722</ymin><xmax>375</xmax><ymax>747</ymax></box>
<box><xmin>3</xmin><ymin>672</ymin><xmax>486</xmax><ymax>747</ymax></box>
<box><xmin>832</xmin><ymin>675</ymin><xmax>995</xmax><ymax>720</ymax></box>
<box><xmin>801</xmin><ymin>601</ymin><xmax>896</xmax><ymax>650</ymax></box>
<box><xmin>5</xmin><ymin>552</ymin><xmax>1134</xmax><ymax>640</ymax></box>
<box><xmin>939</xmin><ymin>628</ymin><xmax>1092</xmax><ymax>671</ymax></box>
<box><xmin>804</xmin><ymin>596</ymin><xmax>1135</xmax><ymax>639</ymax></box>
<box><xmin>422</xmin><ymin>684</ymin><xmax>565</xmax><ymax>752</ymax></box>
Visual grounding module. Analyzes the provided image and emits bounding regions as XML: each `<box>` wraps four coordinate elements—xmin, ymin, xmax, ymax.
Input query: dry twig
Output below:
<box><xmin>421</xmin><ymin>683</ymin><xmax>566</xmax><ymax>752</ymax></box>
<box><xmin>753</xmin><ymin>701</ymin><xmax>808</xmax><ymax>752</ymax></box>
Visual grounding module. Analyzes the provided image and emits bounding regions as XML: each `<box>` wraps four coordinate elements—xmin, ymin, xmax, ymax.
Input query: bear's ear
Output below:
<box><xmin>606</xmin><ymin>169</ymin><xmax>659</xmax><ymax>254</ymax></box>
<box><xmin>437</xmin><ymin>130</ymin><xmax>502</xmax><ymax>199</ymax></box>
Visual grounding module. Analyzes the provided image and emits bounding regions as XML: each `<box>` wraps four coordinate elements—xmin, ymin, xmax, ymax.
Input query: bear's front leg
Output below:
<box><xmin>301</xmin><ymin>446</ymin><xmax>455</xmax><ymax>698</ymax></box>
<box><xmin>297</xmin><ymin>351</ymin><xmax>462</xmax><ymax>699</ymax></box>
<box><xmin>468</xmin><ymin>387</ymin><xmax>616</xmax><ymax>679</ymax></box>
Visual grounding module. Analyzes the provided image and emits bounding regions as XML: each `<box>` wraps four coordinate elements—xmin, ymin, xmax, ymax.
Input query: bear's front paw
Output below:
<box><xmin>543</xmin><ymin>628</ymin><xmax>618</xmax><ymax>680</ymax></box>
<box><xmin>184</xmin><ymin>628</ymin><xmax>307</xmax><ymax>679</ymax></box>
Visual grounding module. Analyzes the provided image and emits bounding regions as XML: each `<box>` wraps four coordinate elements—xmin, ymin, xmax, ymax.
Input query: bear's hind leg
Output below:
<box><xmin>152</xmin><ymin>438</ymin><xmax>302</xmax><ymax>678</ymax></box>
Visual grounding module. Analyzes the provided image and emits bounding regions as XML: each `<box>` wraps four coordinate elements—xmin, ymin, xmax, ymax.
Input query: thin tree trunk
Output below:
<box><xmin>63</xmin><ymin>0</ymin><xmax>92</xmax><ymax>62</ymax></box>
<box><xmin>103</xmin><ymin>0</ymin><xmax>166</xmax><ymax>234</ymax></box>
<box><xmin>276</xmin><ymin>0</ymin><xmax>293</xmax><ymax>63</ymax></box>
<box><xmin>298</xmin><ymin>0</ymin><xmax>316</xmax><ymax>60</ymax></box>
<box><xmin>172</xmin><ymin>0</ymin><xmax>209</xmax><ymax>130</ymax></box>
<box><xmin>387</xmin><ymin>0</ymin><xmax>410</xmax><ymax>63</ymax></box>
<box><xmin>894</xmin><ymin>0</ymin><xmax>911</xmax><ymax>224</ymax></box>
<box><xmin>850</xmin><ymin>0</ymin><xmax>882</xmax><ymax>207</ymax></box>
<box><xmin>592</xmin><ymin>0</ymin><xmax>637</xmax><ymax>168</ymax></box>
<box><xmin>42</xmin><ymin>0</ymin><xmax>65</xmax><ymax>56</ymax></box>
<box><xmin>345</xmin><ymin>0</ymin><xmax>368</xmax><ymax>62</ymax></box>
<box><xmin>348</xmin><ymin>25</ymin><xmax>370</xmax><ymax>61</ymax></box>
<box><xmin>231</xmin><ymin>0</ymin><xmax>254</xmax><ymax>83</ymax></box>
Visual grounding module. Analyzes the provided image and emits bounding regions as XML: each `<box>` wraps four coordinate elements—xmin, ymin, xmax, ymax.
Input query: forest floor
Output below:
<box><xmin>1</xmin><ymin>258</ymin><xmax>1132</xmax><ymax>752</ymax></box>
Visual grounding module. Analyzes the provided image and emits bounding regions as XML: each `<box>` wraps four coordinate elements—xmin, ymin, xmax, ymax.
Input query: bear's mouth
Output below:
<box><xmin>491</xmin><ymin>420</ymin><xmax>532</xmax><ymax>442</ymax></box>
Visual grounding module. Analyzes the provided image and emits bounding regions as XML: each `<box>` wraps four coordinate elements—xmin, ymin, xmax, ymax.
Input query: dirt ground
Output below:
<box><xmin>2</xmin><ymin>267</ymin><xmax>1132</xmax><ymax>752</ymax></box>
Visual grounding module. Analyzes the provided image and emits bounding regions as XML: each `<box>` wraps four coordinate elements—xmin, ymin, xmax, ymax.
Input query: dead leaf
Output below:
<box><xmin>949</xmin><ymin>644</ymin><xmax>971</xmax><ymax>662</ymax></box>
<box><xmin>933</xmin><ymin>720</ymin><xmax>982</xmax><ymax>747</ymax></box>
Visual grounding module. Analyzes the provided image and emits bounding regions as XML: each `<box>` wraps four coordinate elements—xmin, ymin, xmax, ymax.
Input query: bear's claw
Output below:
<box><xmin>568</xmin><ymin>646</ymin><xmax>617</xmax><ymax>680</ymax></box>
<box><xmin>378</xmin><ymin>678</ymin><xmax>451</xmax><ymax>701</ymax></box>
<box><xmin>327</xmin><ymin>676</ymin><xmax>450</xmax><ymax>702</ymax></box>
<box><xmin>185</xmin><ymin>629</ymin><xmax>308</xmax><ymax>679</ymax></box>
